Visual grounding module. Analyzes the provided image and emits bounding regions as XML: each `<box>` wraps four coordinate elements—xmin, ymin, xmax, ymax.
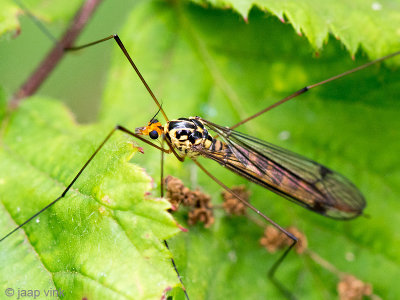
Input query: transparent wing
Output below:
<box><xmin>198</xmin><ymin>118</ymin><xmax>366</xmax><ymax>220</ymax></box>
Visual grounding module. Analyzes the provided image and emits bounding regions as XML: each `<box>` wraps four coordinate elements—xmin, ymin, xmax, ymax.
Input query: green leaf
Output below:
<box><xmin>192</xmin><ymin>0</ymin><xmax>400</xmax><ymax>58</ymax></box>
<box><xmin>0</xmin><ymin>0</ymin><xmax>22</xmax><ymax>37</ymax></box>
<box><xmin>0</xmin><ymin>98</ymin><xmax>181</xmax><ymax>299</ymax></box>
<box><xmin>0</xmin><ymin>0</ymin><xmax>82</xmax><ymax>38</ymax></box>
<box><xmin>0</xmin><ymin>87</ymin><xmax>6</xmax><ymax>121</ymax></box>
<box><xmin>1</xmin><ymin>0</ymin><xmax>399</xmax><ymax>299</ymax></box>
<box><xmin>99</xmin><ymin>1</ymin><xmax>400</xmax><ymax>299</ymax></box>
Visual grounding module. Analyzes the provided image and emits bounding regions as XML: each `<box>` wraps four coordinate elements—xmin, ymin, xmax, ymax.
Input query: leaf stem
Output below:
<box><xmin>9</xmin><ymin>0</ymin><xmax>104</xmax><ymax>110</ymax></box>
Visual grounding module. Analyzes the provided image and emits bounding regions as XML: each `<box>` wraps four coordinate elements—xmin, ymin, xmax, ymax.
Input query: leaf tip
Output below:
<box><xmin>128</xmin><ymin>141</ymin><xmax>144</xmax><ymax>154</ymax></box>
<box><xmin>12</xmin><ymin>27</ymin><xmax>21</xmax><ymax>39</ymax></box>
<box><xmin>161</xmin><ymin>286</ymin><xmax>172</xmax><ymax>300</ymax></box>
<box><xmin>176</xmin><ymin>222</ymin><xmax>188</xmax><ymax>232</ymax></box>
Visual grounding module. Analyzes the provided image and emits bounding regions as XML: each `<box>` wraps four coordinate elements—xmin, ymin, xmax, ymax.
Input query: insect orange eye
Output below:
<box><xmin>149</xmin><ymin>130</ymin><xmax>159</xmax><ymax>139</ymax></box>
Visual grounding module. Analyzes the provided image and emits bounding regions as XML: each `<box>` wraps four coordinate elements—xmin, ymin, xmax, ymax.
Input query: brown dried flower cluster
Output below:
<box><xmin>259</xmin><ymin>225</ymin><xmax>307</xmax><ymax>254</ymax></box>
<box><xmin>164</xmin><ymin>176</ymin><xmax>214</xmax><ymax>227</ymax></box>
<box><xmin>337</xmin><ymin>275</ymin><xmax>372</xmax><ymax>300</ymax></box>
<box><xmin>221</xmin><ymin>185</ymin><xmax>250</xmax><ymax>215</ymax></box>
<box><xmin>164</xmin><ymin>175</ymin><xmax>194</xmax><ymax>208</ymax></box>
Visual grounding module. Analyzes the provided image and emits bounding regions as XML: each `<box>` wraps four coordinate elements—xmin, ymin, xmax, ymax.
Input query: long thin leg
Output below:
<box><xmin>158</xmin><ymin>138</ymin><xmax>190</xmax><ymax>299</ymax></box>
<box><xmin>268</xmin><ymin>244</ymin><xmax>297</xmax><ymax>300</ymax></box>
<box><xmin>165</xmin><ymin>138</ymin><xmax>185</xmax><ymax>162</ymax></box>
<box><xmin>193</xmin><ymin>160</ymin><xmax>297</xmax><ymax>299</ymax></box>
<box><xmin>160</xmin><ymin>138</ymin><xmax>165</xmax><ymax>197</ymax></box>
<box><xmin>68</xmin><ymin>34</ymin><xmax>191</xmax><ymax>298</ymax></box>
<box><xmin>229</xmin><ymin>50</ymin><xmax>400</xmax><ymax>130</ymax></box>
<box><xmin>0</xmin><ymin>125</ymin><xmax>170</xmax><ymax>242</ymax></box>
<box><xmin>66</xmin><ymin>35</ymin><xmax>169</xmax><ymax>122</ymax></box>
<box><xmin>163</xmin><ymin>240</ymin><xmax>190</xmax><ymax>300</ymax></box>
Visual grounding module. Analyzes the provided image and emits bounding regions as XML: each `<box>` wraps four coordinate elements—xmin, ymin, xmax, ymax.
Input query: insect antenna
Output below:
<box><xmin>150</xmin><ymin>101</ymin><xmax>163</xmax><ymax>122</ymax></box>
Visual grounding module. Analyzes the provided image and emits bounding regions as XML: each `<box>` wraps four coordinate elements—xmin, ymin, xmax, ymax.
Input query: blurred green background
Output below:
<box><xmin>0</xmin><ymin>0</ymin><xmax>136</xmax><ymax>122</ymax></box>
<box><xmin>1</xmin><ymin>0</ymin><xmax>400</xmax><ymax>299</ymax></box>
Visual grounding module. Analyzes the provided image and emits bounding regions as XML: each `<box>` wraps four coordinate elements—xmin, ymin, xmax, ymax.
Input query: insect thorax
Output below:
<box><xmin>165</xmin><ymin>117</ymin><xmax>216</xmax><ymax>157</ymax></box>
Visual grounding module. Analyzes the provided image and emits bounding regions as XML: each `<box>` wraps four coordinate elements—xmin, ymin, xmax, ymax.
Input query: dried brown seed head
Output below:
<box><xmin>260</xmin><ymin>225</ymin><xmax>307</xmax><ymax>254</ymax></box>
<box><xmin>164</xmin><ymin>175</ymin><xmax>187</xmax><ymax>207</ymax></box>
<box><xmin>287</xmin><ymin>226</ymin><xmax>307</xmax><ymax>254</ymax></box>
<box><xmin>222</xmin><ymin>185</ymin><xmax>250</xmax><ymax>215</ymax></box>
<box><xmin>164</xmin><ymin>175</ymin><xmax>206</xmax><ymax>207</ymax></box>
<box><xmin>192</xmin><ymin>190</ymin><xmax>212</xmax><ymax>207</ymax></box>
<box><xmin>188</xmin><ymin>206</ymin><xmax>214</xmax><ymax>228</ymax></box>
<box><xmin>259</xmin><ymin>226</ymin><xmax>284</xmax><ymax>253</ymax></box>
<box><xmin>337</xmin><ymin>275</ymin><xmax>372</xmax><ymax>300</ymax></box>
<box><xmin>164</xmin><ymin>176</ymin><xmax>214</xmax><ymax>228</ymax></box>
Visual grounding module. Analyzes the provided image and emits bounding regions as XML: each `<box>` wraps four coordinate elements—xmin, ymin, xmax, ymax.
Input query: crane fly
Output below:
<box><xmin>139</xmin><ymin>116</ymin><xmax>365</xmax><ymax>220</ymax></box>
<box><xmin>2</xmin><ymin>1</ymin><xmax>400</xmax><ymax>299</ymax></box>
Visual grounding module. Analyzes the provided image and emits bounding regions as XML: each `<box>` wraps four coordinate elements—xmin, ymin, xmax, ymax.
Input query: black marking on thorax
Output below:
<box><xmin>188</xmin><ymin>130</ymin><xmax>203</xmax><ymax>144</ymax></box>
<box><xmin>165</xmin><ymin>118</ymin><xmax>212</xmax><ymax>154</ymax></box>
<box><xmin>165</xmin><ymin>117</ymin><xmax>231</xmax><ymax>157</ymax></box>
<box><xmin>168</xmin><ymin>119</ymin><xmax>197</xmax><ymax>131</ymax></box>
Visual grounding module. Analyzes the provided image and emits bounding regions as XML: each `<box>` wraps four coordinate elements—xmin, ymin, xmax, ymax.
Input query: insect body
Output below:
<box><xmin>137</xmin><ymin>116</ymin><xmax>365</xmax><ymax>220</ymax></box>
<box><xmin>165</xmin><ymin>117</ymin><xmax>215</xmax><ymax>156</ymax></box>
<box><xmin>136</xmin><ymin>116</ymin><xmax>227</xmax><ymax>158</ymax></box>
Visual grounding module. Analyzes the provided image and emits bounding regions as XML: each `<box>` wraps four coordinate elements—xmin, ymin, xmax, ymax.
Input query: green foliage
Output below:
<box><xmin>0</xmin><ymin>98</ymin><xmax>181</xmax><ymax>299</ymax></box>
<box><xmin>0</xmin><ymin>0</ymin><xmax>82</xmax><ymax>37</ymax></box>
<box><xmin>0</xmin><ymin>0</ymin><xmax>20</xmax><ymax>36</ymax></box>
<box><xmin>192</xmin><ymin>0</ymin><xmax>400</xmax><ymax>58</ymax></box>
<box><xmin>1</xmin><ymin>0</ymin><xmax>400</xmax><ymax>299</ymax></box>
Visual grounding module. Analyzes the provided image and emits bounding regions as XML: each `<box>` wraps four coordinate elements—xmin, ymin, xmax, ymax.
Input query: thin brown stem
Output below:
<box><xmin>304</xmin><ymin>249</ymin><xmax>344</xmax><ymax>278</ymax></box>
<box><xmin>9</xmin><ymin>0</ymin><xmax>104</xmax><ymax>110</ymax></box>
